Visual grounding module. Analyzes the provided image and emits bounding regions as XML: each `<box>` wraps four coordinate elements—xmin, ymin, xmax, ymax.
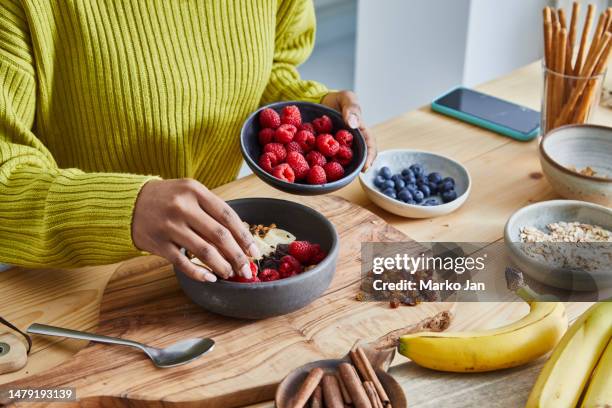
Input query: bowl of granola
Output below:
<box><xmin>540</xmin><ymin>124</ymin><xmax>612</xmax><ymax>206</ymax></box>
<box><xmin>504</xmin><ymin>200</ymin><xmax>612</xmax><ymax>291</ymax></box>
<box><xmin>175</xmin><ymin>198</ymin><xmax>339</xmax><ymax>319</ymax></box>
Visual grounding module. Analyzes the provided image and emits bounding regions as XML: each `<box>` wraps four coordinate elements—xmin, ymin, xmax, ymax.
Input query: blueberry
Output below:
<box><xmin>427</xmin><ymin>181</ymin><xmax>439</xmax><ymax>194</ymax></box>
<box><xmin>442</xmin><ymin>177</ymin><xmax>455</xmax><ymax>187</ymax></box>
<box><xmin>382</xmin><ymin>188</ymin><xmax>397</xmax><ymax>199</ymax></box>
<box><xmin>394</xmin><ymin>178</ymin><xmax>406</xmax><ymax>191</ymax></box>
<box><xmin>409</xmin><ymin>164</ymin><xmax>425</xmax><ymax>176</ymax></box>
<box><xmin>397</xmin><ymin>189</ymin><xmax>413</xmax><ymax>202</ymax></box>
<box><xmin>379</xmin><ymin>166</ymin><xmax>392</xmax><ymax>180</ymax></box>
<box><xmin>413</xmin><ymin>190</ymin><xmax>424</xmax><ymax>203</ymax></box>
<box><xmin>419</xmin><ymin>184</ymin><xmax>431</xmax><ymax>198</ymax></box>
<box><xmin>442</xmin><ymin>189</ymin><xmax>458</xmax><ymax>203</ymax></box>
<box><xmin>382</xmin><ymin>179</ymin><xmax>395</xmax><ymax>190</ymax></box>
<box><xmin>406</xmin><ymin>184</ymin><xmax>418</xmax><ymax>196</ymax></box>
<box><xmin>403</xmin><ymin>172</ymin><xmax>416</xmax><ymax>184</ymax></box>
<box><xmin>401</xmin><ymin>168</ymin><xmax>414</xmax><ymax>178</ymax></box>
<box><xmin>391</xmin><ymin>174</ymin><xmax>404</xmax><ymax>184</ymax></box>
<box><xmin>374</xmin><ymin>175</ymin><xmax>386</xmax><ymax>188</ymax></box>
<box><xmin>406</xmin><ymin>199</ymin><xmax>416</xmax><ymax>205</ymax></box>
<box><xmin>428</xmin><ymin>172</ymin><xmax>443</xmax><ymax>184</ymax></box>
<box><xmin>438</xmin><ymin>180</ymin><xmax>454</xmax><ymax>193</ymax></box>
<box><xmin>423</xmin><ymin>198</ymin><xmax>439</xmax><ymax>206</ymax></box>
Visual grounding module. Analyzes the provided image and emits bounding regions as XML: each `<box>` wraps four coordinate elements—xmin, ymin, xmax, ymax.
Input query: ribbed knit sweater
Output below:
<box><xmin>0</xmin><ymin>0</ymin><xmax>328</xmax><ymax>268</ymax></box>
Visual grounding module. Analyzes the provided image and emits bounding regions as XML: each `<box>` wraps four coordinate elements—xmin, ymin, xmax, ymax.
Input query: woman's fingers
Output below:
<box><xmin>188</xmin><ymin>210</ymin><xmax>252</xmax><ymax>278</ymax></box>
<box><xmin>361</xmin><ymin>126</ymin><xmax>377</xmax><ymax>171</ymax></box>
<box><xmin>165</xmin><ymin>244</ymin><xmax>218</xmax><ymax>282</ymax></box>
<box><xmin>194</xmin><ymin>185</ymin><xmax>260</xmax><ymax>259</ymax></box>
<box><xmin>176</xmin><ymin>228</ymin><xmax>234</xmax><ymax>280</ymax></box>
<box><xmin>338</xmin><ymin>91</ymin><xmax>362</xmax><ymax>129</ymax></box>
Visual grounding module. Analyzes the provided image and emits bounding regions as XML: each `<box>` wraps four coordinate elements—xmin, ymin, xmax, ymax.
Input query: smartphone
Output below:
<box><xmin>431</xmin><ymin>87</ymin><xmax>540</xmax><ymax>141</ymax></box>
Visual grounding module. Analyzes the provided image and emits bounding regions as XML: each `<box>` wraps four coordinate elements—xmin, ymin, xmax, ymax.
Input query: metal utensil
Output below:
<box><xmin>27</xmin><ymin>323</ymin><xmax>214</xmax><ymax>368</ymax></box>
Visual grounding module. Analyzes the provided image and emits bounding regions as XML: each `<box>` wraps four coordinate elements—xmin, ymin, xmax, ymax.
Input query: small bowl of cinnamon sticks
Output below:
<box><xmin>275</xmin><ymin>346</ymin><xmax>406</xmax><ymax>408</ymax></box>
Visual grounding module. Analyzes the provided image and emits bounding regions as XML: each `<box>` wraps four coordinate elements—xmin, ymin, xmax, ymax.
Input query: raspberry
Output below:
<box><xmin>323</xmin><ymin>161</ymin><xmax>345</xmax><ymax>182</ymax></box>
<box><xmin>310</xmin><ymin>244</ymin><xmax>327</xmax><ymax>264</ymax></box>
<box><xmin>260</xmin><ymin>268</ymin><xmax>281</xmax><ymax>282</ymax></box>
<box><xmin>258</xmin><ymin>128</ymin><xmax>275</xmax><ymax>145</ymax></box>
<box><xmin>294</xmin><ymin>130</ymin><xmax>316</xmax><ymax>152</ymax></box>
<box><xmin>306</xmin><ymin>150</ymin><xmax>327</xmax><ymax>167</ymax></box>
<box><xmin>300</xmin><ymin>122</ymin><xmax>315</xmax><ymax>133</ymax></box>
<box><xmin>272</xmin><ymin>163</ymin><xmax>295</xmax><ymax>183</ymax></box>
<box><xmin>286</xmin><ymin>141</ymin><xmax>304</xmax><ymax>154</ymax></box>
<box><xmin>286</xmin><ymin>151</ymin><xmax>310</xmax><ymax>180</ymax></box>
<box><xmin>259</xmin><ymin>108</ymin><xmax>281</xmax><ymax>129</ymax></box>
<box><xmin>274</xmin><ymin>124</ymin><xmax>297</xmax><ymax>144</ymax></box>
<box><xmin>279</xmin><ymin>255</ymin><xmax>302</xmax><ymax>278</ymax></box>
<box><xmin>316</xmin><ymin>133</ymin><xmax>340</xmax><ymax>157</ymax></box>
<box><xmin>258</xmin><ymin>152</ymin><xmax>278</xmax><ymax>173</ymax></box>
<box><xmin>288</xmin><ymin>241</ymin><xmax>313</xmax><ymax>263</ymax></box>
<box><xmin>335</xmin><ymin>129</ymin><xmax>353</xmax><ymax>146</ymax></box>
<box><xmin>307</xmin><ymin>165</ymin><xmax>327</xmax><ymax>184</ymax></box>
<box><xmin>281</xmin><ymin>105</ymin><xmax>302</xmax><ymax>127</ymax></box>
<box><xmin>335</xmin><ymin>145</ymin><xmax>354</xmax><ymax>166</ymax></box>
<box><xmin>263</xmin><ymin>142</ymin><xmax>287</xmax><ymax>162</ymax></box>
<box><xmin>313</xmin><ymin>115</ymin><xmax>333</xmax><ymax>134</ymax></box>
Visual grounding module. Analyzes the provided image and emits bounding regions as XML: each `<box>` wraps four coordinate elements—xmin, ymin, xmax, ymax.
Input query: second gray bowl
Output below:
<box><xmin>175</xmin><ymin>198</ymin><xmax>339</xmax><ymax>319</ymax></box>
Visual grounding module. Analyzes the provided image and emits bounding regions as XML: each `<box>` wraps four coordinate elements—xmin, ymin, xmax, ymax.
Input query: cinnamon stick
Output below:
<box><xmin>352</xmin><ymin>347</ymin><xmax>390</xmax><ymax>406</ymax></box>
<box><xmin>338</xmin><ymin>363</ymin><xmax>372</xmax><ymax>408</ymax></box>
<box><xmin>335</xmin><ymin>372</ymin><xmax>352</xmax><ymax>405</ymax></box>
<box><xmin>321</xmin><ymin>374</ymin><xmax>345</xmax><ymax>408</ymax></box>
<box><xmin>310</xmin><ymin>386</ymin><xmax>323</xmax><ymax>408</ymax></box>
<box><xmin>364</xmin><ymin>381</ymin><xmax>384</xmax><ymax>408</ymax></box>
<box><xmin>574</xmin><ymin>3</ymin><xmax>595</xmax><ymax>74</ymax></box>
<box><xmin>292</xmin><ymin>367</ymin><xmax>324</xmax><ymax>408</ymax></box>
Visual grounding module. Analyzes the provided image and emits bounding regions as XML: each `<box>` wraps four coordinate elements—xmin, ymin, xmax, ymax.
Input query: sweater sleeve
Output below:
<box><xmin>260</xmin><ymin>0</ymin><xmax>329</xmax><ymax>105</ymax></box>
<box><xmin>0</xmin><ymin>2</ymin><xmax>158</xmax><ymax>268</ymax></box>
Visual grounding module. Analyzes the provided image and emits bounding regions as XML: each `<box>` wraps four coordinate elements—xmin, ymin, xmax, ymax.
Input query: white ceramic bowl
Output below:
<box><xmin>359</xmin><ymin>149</ymin><xmax>471</xmax><ymax>218</ymax></box>
<box><xmin>540</xmin><ymin>125</ymin><xmax>612</xmax><ymax>206</ymax></box>
<box><xmin>504</xmin><ymin>200</ymin><xmax>612</xmax><ymax>291</ymax></box>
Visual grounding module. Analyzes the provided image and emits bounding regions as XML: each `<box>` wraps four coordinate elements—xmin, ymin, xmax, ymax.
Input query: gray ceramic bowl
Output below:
<box><xmin>504</xmin><ymin>200</ymin><xmax>612</xmax><ymax>291</ymax></box>
<box><xmin>540</xmin><ymin>125</ymin><xmax>612</xmax><ymax>206</ymax></box>
<box><xmin>175</xmin><ymin>198</ymin><xmax>339</xmax><ymax>319</ymax></box>
<box><xmin>240</xmin><ymin>101</ymin><xmax>367</xmax><ymax>195</ymax></box>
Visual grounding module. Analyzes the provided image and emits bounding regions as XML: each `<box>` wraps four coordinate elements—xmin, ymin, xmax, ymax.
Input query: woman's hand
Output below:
<box><xmin>132</xmin><ymin>179</ymin><xmax>259</xmax><ymax>282</ymax></box>
<box><xmin>321</xmin><ymin>91</ymin><xmax>377</xmax><ymax>170</ymax></box>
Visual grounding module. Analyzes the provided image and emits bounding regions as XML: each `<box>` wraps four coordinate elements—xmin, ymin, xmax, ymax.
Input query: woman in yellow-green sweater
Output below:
<box><xmin>0</xmin><ymin>0</ymin><xmax>375</xmax><ymax>282</ymax></box>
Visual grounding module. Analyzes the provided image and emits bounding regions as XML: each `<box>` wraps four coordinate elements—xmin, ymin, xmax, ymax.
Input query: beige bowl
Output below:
<box><xmin>540</xmin><ymin>125</ymin><xmax>612</xmax><ymax>206</ymax></box>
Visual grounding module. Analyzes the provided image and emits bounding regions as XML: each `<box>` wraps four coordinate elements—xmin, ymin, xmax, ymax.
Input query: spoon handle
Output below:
<box><xmin>27</xmin><ymin>323</ymin><xmax>145</xmax><ymax>350</ymax></box>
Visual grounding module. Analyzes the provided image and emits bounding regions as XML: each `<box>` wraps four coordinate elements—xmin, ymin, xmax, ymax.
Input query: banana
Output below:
<box><xmin>581</xmin><ymin>338</ymin><xmax>612</xmax><ymax>408</ymax></box>
<box><xmin>526</xmin><ymin>301</ymin><xmax>612</xmax><ymax>408</ymax></box>
<box><xmin>398</xmin><ymin>287</ymin><xmax>568</xmax><ymax>373</ymax></box>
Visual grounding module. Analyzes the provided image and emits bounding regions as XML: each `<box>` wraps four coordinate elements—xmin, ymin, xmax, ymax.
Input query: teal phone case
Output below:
<box><xmin>431</xmin><ymin>87</ymin><xmax>539</xmax><ymax>141</ymax></box>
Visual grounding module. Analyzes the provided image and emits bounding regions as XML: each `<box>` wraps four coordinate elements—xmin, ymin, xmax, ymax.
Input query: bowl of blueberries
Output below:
<box><xmin>359</xmin><ymin>149</ymin><xmax>471</xmax><ymax>218</ymax></box>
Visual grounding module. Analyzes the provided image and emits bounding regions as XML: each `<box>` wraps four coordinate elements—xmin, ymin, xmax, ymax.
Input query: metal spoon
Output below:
<box><xmin>27</xmin><ymin>323</ymin><xmax>214</xmax><ymax>368</ymax></box>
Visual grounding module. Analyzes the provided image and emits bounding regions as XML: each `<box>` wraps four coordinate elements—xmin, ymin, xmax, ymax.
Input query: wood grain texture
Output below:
<box><xmin>2</xmin><ymin>196</ymin><xmax>451</xmax><ymax>407</ymax></box>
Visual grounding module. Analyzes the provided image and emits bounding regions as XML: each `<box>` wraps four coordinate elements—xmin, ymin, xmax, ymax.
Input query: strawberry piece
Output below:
<box><xmin>335</xmin><ymin>129</ymin><xmax>353</xmax><ymax>146</ymax></box>
<box><xmin>263</xmin><ymin>142</ymin><xmax>287</xmax><ymax>162</ymax></box>
<box><xmin>294</xmin><ymin>130</ymin><xmax>316</xmax><ymax>152</ymax></box>
<box><xmin>323</xmin><ymin>161</ymin><xmax>345</xmax><ymax>182</ymax></box>
<box><xmin>313</xmin><ymin>115</ymin><xmax>333</xmax><ymax>134</ymax></box>
<box><xmin>307</xmin><ymin>165</ymin><xmax>327</xmax><ymax>184</ymax></box>
<box><xmin>258</xmin><ymin>152</ymin><xmax>277</xmax><ymax>173</ymax></box>
<box><xmin>258</xmin><ymin>128</ymin><xmax>275</xmax><ymax>145</ymax></box>
<box><xmin>306</xmin><ymin>150</ymin><xmax>327</xmax><ymax>168</ymax></box>
<box><xmin>272</xmin><ymin>163</ymin><xmax>295</xmax><ymax>183</ymax></box>
<box><xmin>259</xmin><ymin>108</ymin><xmax>281</xmax><ymax>129</ymax></box>
<box><xmin>286</xmin><ymin>151</ymin><xmax>310</xmax><ymax>180</ymax></box>
<box><xmin>274</xmin><ymin>124</ymin><xmax>297</xmax><ymax>144</ymax></box>
<box><xmin>335</xmin><ymin>145</ymin><xmax>353</xmax><ymax>166</ymax></box>
<box><xmin>288</xmin><ymin>241</ymin><xmax>313</xmax><ymax>263</ymax></box>
<box><xmin>286</xmin><ymin>141</ymin><xmax>304</xmax><ymax>154</ymax></box>
<box><xmin>281</xmin><ymin>105</ymin><xmax>302</xmax><ymax>127</ymax></box>
<box><xmin>316</xmin><ymin>133</ymin><xmax>340</xmax><ymax>157</ymax></box>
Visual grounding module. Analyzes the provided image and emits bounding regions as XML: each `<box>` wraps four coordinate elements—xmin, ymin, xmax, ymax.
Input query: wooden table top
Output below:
<box><xmin>0</xmin><ymin>61</ymin><xmax>608</xmax><ymax>406</ymax></box>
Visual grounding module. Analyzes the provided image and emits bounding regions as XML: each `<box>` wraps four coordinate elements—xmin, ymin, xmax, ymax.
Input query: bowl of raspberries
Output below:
<box><xmin>240</xmin><ymin>101</ymin><xmax>367</xmax><ymax>195</ymax></box>
<box><xmin>174</xmin><ymin>198</ymin><xmax>339</xmax><ymax>319</ymax></box>
<box><xmin>359</xmin><ymin>150</ymin><xmax>471</xmax><ymax>218</ymax></box>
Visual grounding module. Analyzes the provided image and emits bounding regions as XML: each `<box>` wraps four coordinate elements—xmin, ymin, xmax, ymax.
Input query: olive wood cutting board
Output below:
<box><xmin>3</xmin><ymin>196</ymin><xmax>452</xmax><ymax>407</ymax></box>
